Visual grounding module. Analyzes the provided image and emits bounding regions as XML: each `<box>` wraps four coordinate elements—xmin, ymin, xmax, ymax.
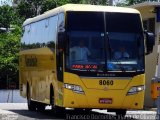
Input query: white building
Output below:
<box><xmin>131</xmin><ymin>1</ymin><xmax>160</xmax><ymax>108</ymax></box>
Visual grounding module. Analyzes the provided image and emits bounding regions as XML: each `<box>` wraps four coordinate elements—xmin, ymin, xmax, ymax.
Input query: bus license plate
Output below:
<box><xmin>99</xmin><ymin>98</ymin><xmax>112</xmax><ymax>104</ymax></box>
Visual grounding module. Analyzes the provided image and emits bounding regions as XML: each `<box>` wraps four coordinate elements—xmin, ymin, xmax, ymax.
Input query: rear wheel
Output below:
<box><xmin>27</xmin><ymin>85</ymin><xmax>36</xmax><ymax>111</ymax></box>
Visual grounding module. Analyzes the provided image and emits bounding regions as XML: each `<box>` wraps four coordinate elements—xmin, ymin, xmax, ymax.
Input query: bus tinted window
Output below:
<box><xmin>67</xmin><ymin>11</ymin><xmax>104</xmax><ymax>31</ymax></box>
<box><xmin>65</xmin><ymin>11</ymin><xmax>144</xmax><ymax>76</ymax></box>
<box><xmin>106</xmin><ymin>13</ymin><xmax>143</xmax><ymax>33</ymax></box>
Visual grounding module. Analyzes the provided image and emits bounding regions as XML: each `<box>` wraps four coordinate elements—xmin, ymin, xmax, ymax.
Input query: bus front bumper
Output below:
<box><xmin>63</xmin><ymin>88</ymin><xmax>144</xmax><ymax>109</ymax></box>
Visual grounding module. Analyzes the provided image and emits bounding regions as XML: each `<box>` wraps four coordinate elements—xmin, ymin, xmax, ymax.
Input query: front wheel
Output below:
<box><xmin>74</xmin><ymin>108</ymin><xmax>91</xmax><ymax>113</ymax></box>
<box><xmin>52</xmin><ymin>105</ymin><xmax>65</xmax><ymax>116</ymax></box>
<box><xmin>115</xmin><ymin>109</ymin><xmax>127</xmax><ymax>118</ymax></box>
<box><xmin>50</xmin><ymin>88</ymin><xmax>65</xmax><ymax>116</ymax></box>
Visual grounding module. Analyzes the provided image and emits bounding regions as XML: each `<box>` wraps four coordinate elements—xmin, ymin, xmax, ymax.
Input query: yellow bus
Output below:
<box><xmin>19</xmin><ymin>4</ymin><xmax>155</xmax><ymax>116</ymax></box>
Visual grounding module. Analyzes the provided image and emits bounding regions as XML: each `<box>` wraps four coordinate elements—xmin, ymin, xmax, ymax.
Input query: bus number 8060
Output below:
<box><xmin>99</xmin><ymin>80</ymin><xmax>113</xmax><ymax>85</ymax></box>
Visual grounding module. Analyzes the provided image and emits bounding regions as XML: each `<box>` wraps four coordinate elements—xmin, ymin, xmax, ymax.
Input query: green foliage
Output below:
<box><xmin>0</xmin><ymin>0</ymin><xmax>113</xmax><ymax>89</ymax></box>
<box><xmin>0</xmin><ymin>5</ymin><xmax>15</xmax><ymax>29</ymax></box>
<box><xmin>125</xmin><ymin>0</ymin><xmax>148</xmax><ymax>6</ymax></box>
<box><xmin>16</xmin><ymin>0</ymin><xmax>110</xmax><ymax>19</ymax></box>
<box><xmin>16</xmin><ymin>1</ymin><xmax>33</xmax><ymax>19</ymax></box>
<box><xmin>0</xmin><ymin>3</ymin><xmax>21</xmax><ymax>88</ymax></box>
<box><xmin>41</xmin><ymin>0</ymin><xmax>57</xmax><ymax>14</ymax></box>
<box><xmin>82</xmin><ymin>0</ymin><xmax>109</xmax><ymax>5</ymax></box>
<box><xmin>0</xmin><ymin>26</ymin><xmax>21</xmax><ymax>88</ymax></box>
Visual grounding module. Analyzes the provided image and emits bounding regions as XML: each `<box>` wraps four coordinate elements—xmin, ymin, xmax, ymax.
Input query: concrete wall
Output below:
<box><xmin>134</xmin><ymin>5</ymin><xmax>159</xmax><ymax>107</ymax></box>
<box><xmin>0</xmin><ymin>90</ymin><xmax>26</xmax><ymax>103</ymax></box>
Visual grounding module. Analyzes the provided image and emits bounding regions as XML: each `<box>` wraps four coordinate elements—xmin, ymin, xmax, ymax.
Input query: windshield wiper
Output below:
<box><xmin>106</xmin><ymin>32</ymin><xmax>112</xmax><ymax>61</ymax></box>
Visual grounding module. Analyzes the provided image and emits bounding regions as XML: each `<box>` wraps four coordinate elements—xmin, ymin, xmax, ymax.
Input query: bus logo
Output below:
<box><xmin>25</xmin><ymin>56</ymin><xmax>37</xmax><ymax>67</ymax></box>
<box><xmin>104</xmin><ymin>86</ymin><xmax>108</xmax><ymax>91</ymax></box>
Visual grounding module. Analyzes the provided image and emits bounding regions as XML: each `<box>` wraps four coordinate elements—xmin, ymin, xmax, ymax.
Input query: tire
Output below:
<box><xmin>50</xmin><ymin>87</ymin><xmax>65</xmax><ymax>116</ymax></box>
<box><xmin>53</xmin><ymin>105</ymin><xmax>65</xmax><ymax>116</ymax></box>
<box><xmin>37</xmin><ymin>104</ymin><xmax>45</xmax><ymax>111</ymax></box>
<box><xmin>74</xmin><ymin>108</ymin><xmax>84</xmax><ymax>111</ymax></box>
<box><xmin>74</xmin><ymin>108</ymin><xmax>85</xmax><ymax>114</ymax></box>
<box><xmin>84</xmin><ymin>108</ymin><xmax>92</xmax><ymax>113</ymax></box>
<box><xmin>27</xmin><ymin>85</ymin><xmax>36</xmax><ymax>111</ymax></box>
<box><xmin>115</xmin><ymin>109</ymin><xmax>126</xmax><ymax>118</ymax></box>
<box><xmin>74</xmin><ymin>108</ymin><xmax>91</xmax><ymax>113</ymax></box>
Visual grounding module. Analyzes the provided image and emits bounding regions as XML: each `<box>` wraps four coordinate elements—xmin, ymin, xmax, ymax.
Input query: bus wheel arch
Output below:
<box><xmin>50</xmin><ymin>84</ymin><xmax>65</xmax><ymax>116</ymax></box>
<box><xmin>115</xmin><ymin>109</ymin><xmax>127</xmax><ymax>118</ymax></box>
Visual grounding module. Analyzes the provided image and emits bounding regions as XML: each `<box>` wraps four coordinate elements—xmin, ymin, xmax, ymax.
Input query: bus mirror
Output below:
<box><xmin>145</xmin><ymin>31</ymin><xmax>155</xmax><ymax>55</ymax></box>
<box><xmin>58</xmin><ymin>32</ymin><xmax>65</xmax><ymax>51</ymax></box>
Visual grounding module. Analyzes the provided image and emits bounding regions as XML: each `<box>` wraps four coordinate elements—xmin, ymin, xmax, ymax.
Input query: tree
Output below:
<box><xmin>16</xmin><ymin>0</ymin><xmax>84</xmax><ymax>19</ymax></box>
<box><xmin>82</xmin><ymin>0</ymin><xmax>109</xmax><ymax>5</ymax></box>
<box><xmin>0</xmin><ymin>3</ymin><xmax>22</xmax><ymax>89</ymax></box>
<box><xmin>41</xmin><ymin>0</ymin><xmax>57</xmax><ymax>14</ymax></box>
<box><xmin>16</xmin><ymin>0</ymin><xmax>111</xmax><ymax>19</ymax></box>
<box><xmin>0</xmin><ymin>25</ymin><xmax>21</xmax><ymax>89</ymax></box>
<box><xmin>0</xmin><ymin>5</ymin><xmax>15</xmax><ymax>31</ymax></box>
<box><xmin>124</xmin><ymin>0</ymin><xmax>148</xmax><ymax>6</ymax></box>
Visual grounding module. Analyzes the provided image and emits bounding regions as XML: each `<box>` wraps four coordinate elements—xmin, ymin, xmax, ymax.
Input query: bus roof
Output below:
<box><xmin>23</xmin><ymin>4</ymin><xmax>140</xmax><ymax>26</ymax></box>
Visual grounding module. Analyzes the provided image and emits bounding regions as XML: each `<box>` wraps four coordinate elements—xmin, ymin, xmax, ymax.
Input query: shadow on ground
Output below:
<box><xmin>9</xmin><ymin>109</ymin><xmax>137</xmax><ymax>120</ymax></box>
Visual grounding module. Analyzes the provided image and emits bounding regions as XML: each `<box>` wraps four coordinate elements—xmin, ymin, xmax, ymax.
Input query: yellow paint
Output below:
<box><xmin>20</xmin><ymin>46</ymin><xmax>145</xmax><ymax>109</ymax></box>
<box><xmin>63</xmin><ymin>73</ymin><xmax>145</xmax><ymax>109</ymax></box>
<box><xmin>19</xmin><ymin>4</ymin><xmax>145</xmax><ymax>110</ymax></box>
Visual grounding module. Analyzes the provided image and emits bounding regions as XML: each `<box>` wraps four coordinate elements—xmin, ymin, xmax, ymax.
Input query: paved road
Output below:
<box><xmin>0</xmin><ymin>103</ymin><xmax>157</xmax><ymax>120</ymax></box>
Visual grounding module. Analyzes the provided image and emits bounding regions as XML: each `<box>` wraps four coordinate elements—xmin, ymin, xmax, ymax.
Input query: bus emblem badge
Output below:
<box><xmin>104</xmin><ymin>86</ymin><xmax>108</xmax><ymax>91</ymax></box>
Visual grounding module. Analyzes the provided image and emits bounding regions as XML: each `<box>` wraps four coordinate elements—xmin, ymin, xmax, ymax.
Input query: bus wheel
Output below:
<box><xmin>37</xmin><ymin>104</ymin><xmax>45</xmax><ymax>111</ymax></box>
<box><xmin>27</xmin><ymin>85</ymin><xmax>36</xmax><ymax>111</ymax></box>
<box><xmin>115</xmin><ymin>109</ymin><xmax>126</xmax><ymax>118</ymax></box>
<box><xmin>84</xmin><ymin>108</ymin><xmax>92</xmax><ymax>113</ymax></box>
<box><xmin>53</xmin><ymin>105</ymin><xmax>65</xmax><ymax>116</ymax></box>
<box><xmin>74</xmin><ymin>108</ymin><xmax>84</xmax><ymax>113</ymax></box>
<box><xmin>50</xmin><ymin>88</ymin><xmax>65</xmax><ymax>116</ymax></box>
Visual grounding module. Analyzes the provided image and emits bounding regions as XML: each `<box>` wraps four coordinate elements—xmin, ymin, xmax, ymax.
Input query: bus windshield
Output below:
<box><xmin>66</xmin><ymin>11</ymin><xmax>144</xmax><ymax>76</ymax></box>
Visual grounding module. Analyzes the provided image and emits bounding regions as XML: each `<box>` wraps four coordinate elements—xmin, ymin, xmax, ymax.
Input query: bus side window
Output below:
<box><xmin>47</xmin><ymin>16</ymin><xmax>58</xmax><ymax>49</ymax></box>
<box><xmin>23</xmin><ymin>25</ymin><xmax>31</xmax><ymax>50</ymax></box>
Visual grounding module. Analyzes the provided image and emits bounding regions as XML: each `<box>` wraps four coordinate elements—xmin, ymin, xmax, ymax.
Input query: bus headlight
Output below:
<box><xmin>127</xmin><ymin>85</ymin><xmax>145</xmax><ymax>95</ymax></box>
<box><xmin>64</xmin><ymin>83</ymin><xmax>84</xmax><ymax>94</ymax></box>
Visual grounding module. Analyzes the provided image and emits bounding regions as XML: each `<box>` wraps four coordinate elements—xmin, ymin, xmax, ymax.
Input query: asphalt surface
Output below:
<box><xmin>0</xmin><ymin>103</ymin><xmax>157</xmax><ymax>120</ymax></box>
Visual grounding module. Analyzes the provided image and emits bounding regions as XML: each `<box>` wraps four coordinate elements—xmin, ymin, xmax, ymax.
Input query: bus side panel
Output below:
<box><xmin>19</xmin><ymin>48</ymin><xmax>56</xmax><ymax>105</ymax></box>
<box><xmin>35</xmin><ymin>54</ymin><xmax>55</xmax><ymax>104</ymax></box>
<box><xmin>19</xmin><ymin>54</ymin><xmax>27</xmax><ymax>98</ymax></box>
